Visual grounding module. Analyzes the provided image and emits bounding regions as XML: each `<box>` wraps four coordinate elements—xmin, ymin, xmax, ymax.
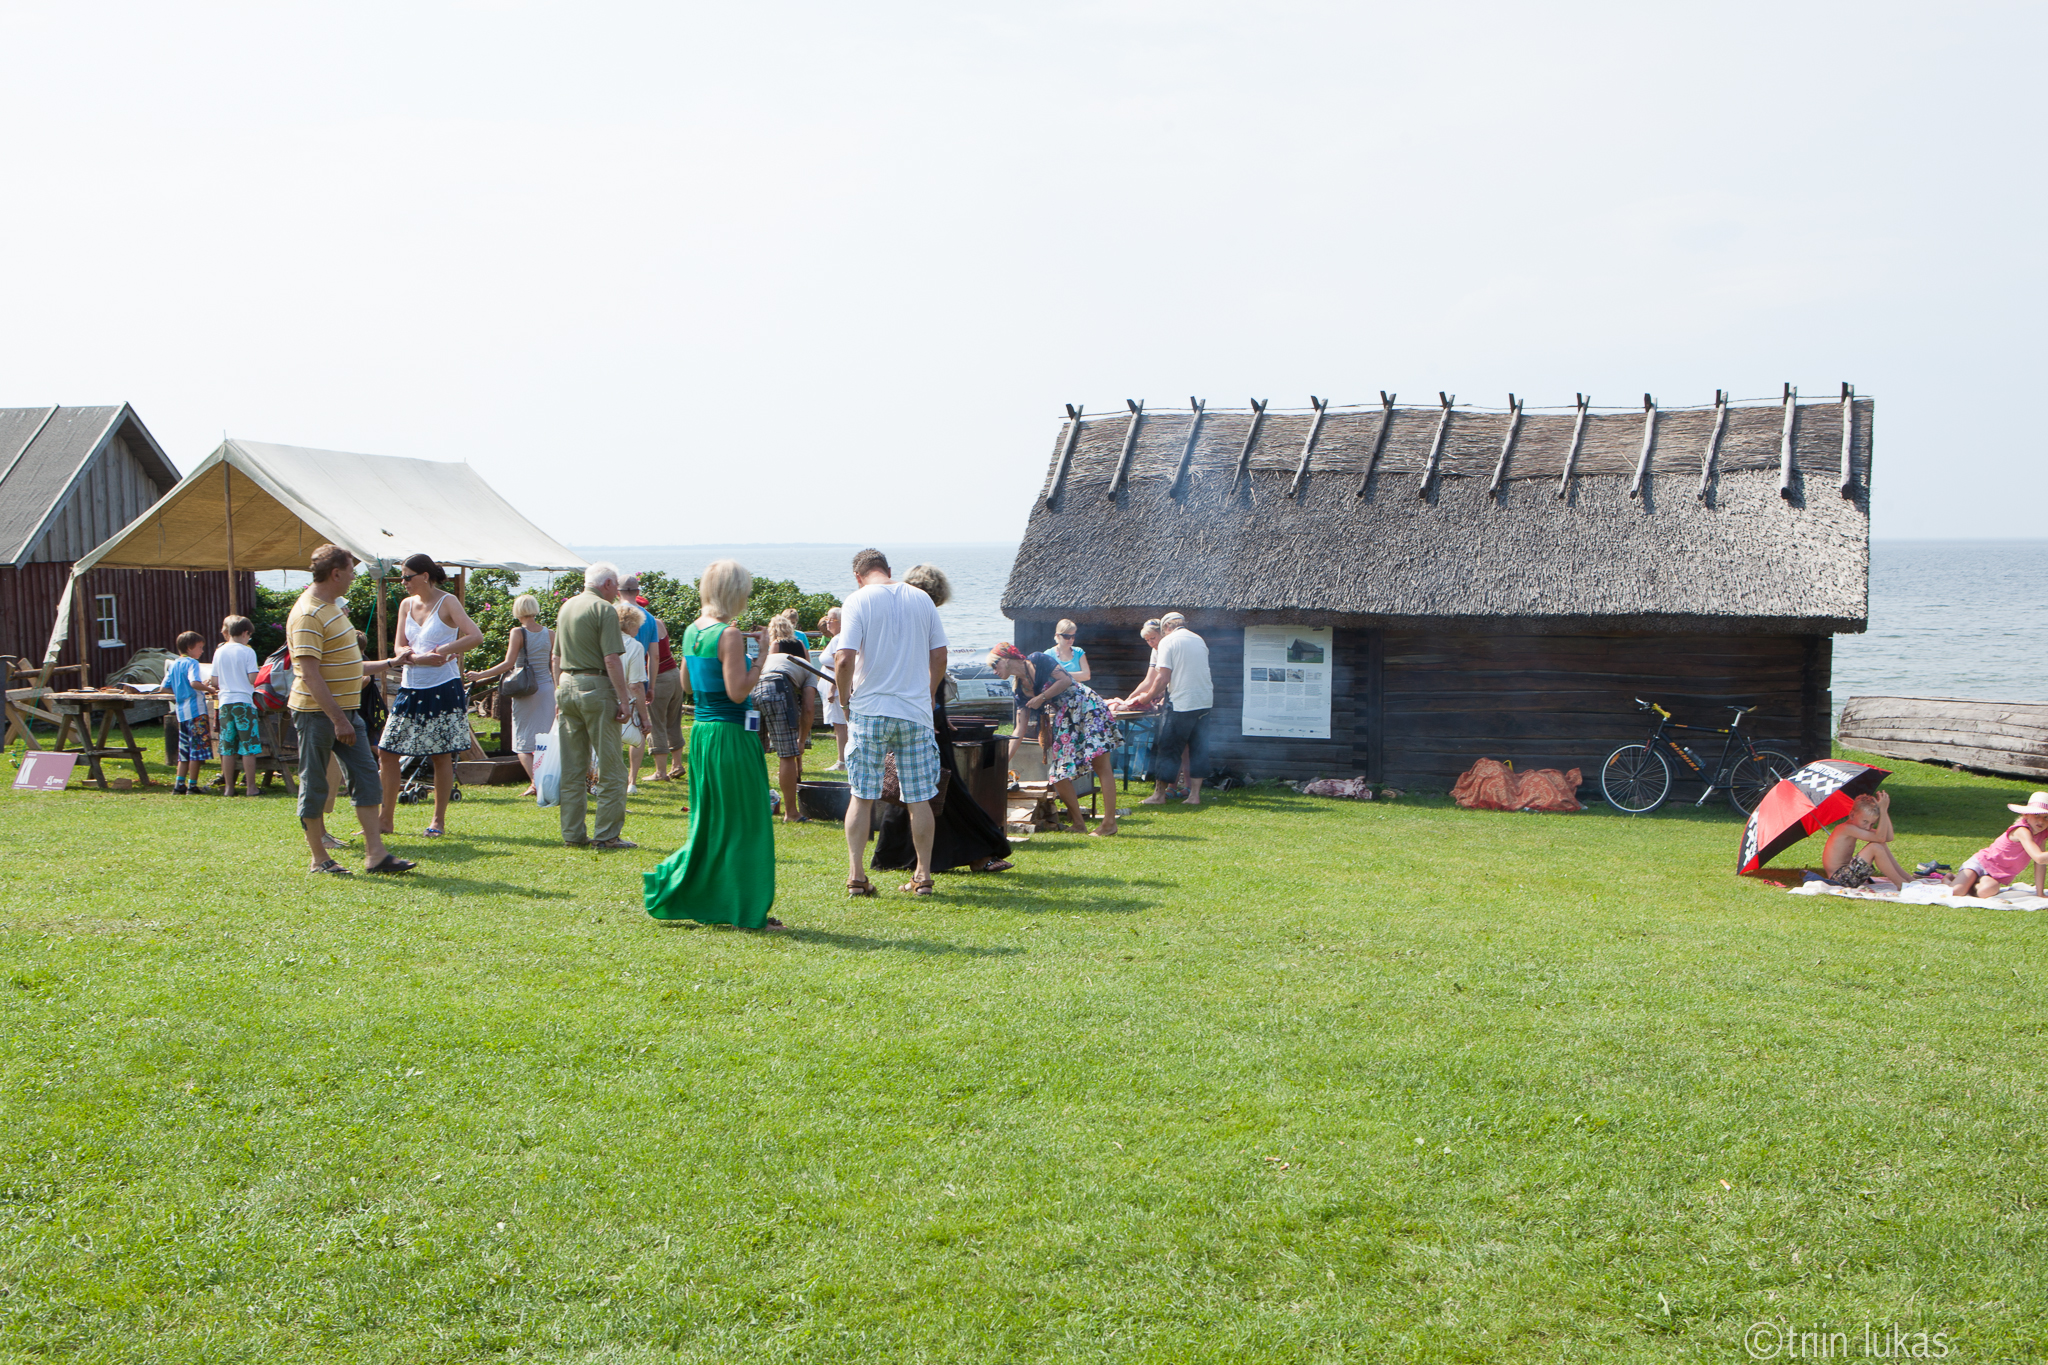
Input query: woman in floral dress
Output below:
<box><xmin>987</xmin><ymin>641</ymin><xmax>1120</xmax><ymax>837</ymax></box>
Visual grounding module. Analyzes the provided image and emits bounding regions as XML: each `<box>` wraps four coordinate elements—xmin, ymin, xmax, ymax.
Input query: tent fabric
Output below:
<box><xmin>44</xmin><ymin>438</ymin><xmax>585</xmax><ymax>669</ymax></box>
<box><xmin>70</xmin><ymin>439</ymin><xmax>587</xmax><ymax>577</ymax></box>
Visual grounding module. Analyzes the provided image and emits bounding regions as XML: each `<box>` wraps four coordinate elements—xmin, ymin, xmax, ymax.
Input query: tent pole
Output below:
<box><xmin>73</xmin><ymin>575</ymin><xmax>90</xmax><ymax>688</ymax></box>
<box><xmin>222</xmin><ymin>464</ymin><xmax>238</xmax><ymax>618</ymax></box>
<box><xmin>376</xmin><ymin>573</ymin><xmax>389</xmax><ymax>660</ymax></box>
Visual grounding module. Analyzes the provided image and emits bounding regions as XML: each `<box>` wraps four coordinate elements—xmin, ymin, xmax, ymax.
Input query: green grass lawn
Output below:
<box><xmin>2</xmin><ymin>732</ymin><xmax>2044</xmax><ymax>1362</ymax></box>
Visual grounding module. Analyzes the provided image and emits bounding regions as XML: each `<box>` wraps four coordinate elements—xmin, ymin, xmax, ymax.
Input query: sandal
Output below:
<box><xmin>365</xmin><ymin>855</ymin><xmax>417</xmax><ymax>875</ymax></box>
<box><xmin>760</xmin><ymin>917</ymin><xmax>789</xmax><ymax>933</ymax></box>
<box><xmin>308</xmin><ymin>859</ymin><xmax>353</xmax><ymax>876</ymax></box>
<box><xmin>846</xmin><ymin>876</ymin><xmax>877</xmax><ymax>898</ymax></box>
<box><xmin>423</xmin><ymin>825</ymin><xmax>445</xmax><ymax>838</ymax></box>
<box><xmin>980</xmin><ymin>858</ymin><xmax>1014</xmax><ymax>873</ymax></box>
<box><xmin>901</xmin><ymin>875</ymin><xmax>935</xmax><ymax>897</ymax></box>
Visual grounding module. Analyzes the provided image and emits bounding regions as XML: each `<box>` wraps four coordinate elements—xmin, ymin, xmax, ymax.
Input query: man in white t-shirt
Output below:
<box><xmin>832</xmin><ymin>549</ymin><xmax>948</xmax><ymax>895</ymax></box>
<box><xmin>210</xmin><ymin>614</ymin><xmax>266</xmax><ymax>798</ymax></box>
<box><xmin>1144</xmin><ymin>611</ymin><xmax>1214</xmax><ymax>807</ymax></box>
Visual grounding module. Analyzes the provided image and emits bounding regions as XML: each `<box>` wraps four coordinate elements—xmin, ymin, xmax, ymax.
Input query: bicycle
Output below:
<box><xmin>1599</xmin><ymin>699</ymin><xmax>1799</xmax><ymax>815</ymax></box>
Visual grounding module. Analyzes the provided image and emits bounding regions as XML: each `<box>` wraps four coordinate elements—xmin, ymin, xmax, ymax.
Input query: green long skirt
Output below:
<box><xmin>643</xmin><ymin>720</ymin><xmax>775</xmax><ymax>927</ymax></box>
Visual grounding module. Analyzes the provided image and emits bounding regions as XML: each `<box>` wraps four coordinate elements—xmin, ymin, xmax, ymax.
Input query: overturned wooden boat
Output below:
<box><xmin>1837</xmin><ymin>695</ymin><xmax>2048</xmax><ymax>780</ymax></box>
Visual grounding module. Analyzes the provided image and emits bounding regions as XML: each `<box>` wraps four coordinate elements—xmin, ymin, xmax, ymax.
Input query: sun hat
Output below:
<box><xmin>2007</xmin><ymin>792</ymin><xmax>2048</xmax><ymax>815</ymax></box>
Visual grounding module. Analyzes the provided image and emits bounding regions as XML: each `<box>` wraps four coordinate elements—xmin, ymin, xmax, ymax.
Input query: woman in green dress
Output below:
<box><xmin>643</xmin><ymin>560</ymin><xmax>783</xmax><ymax>930</ymax></box>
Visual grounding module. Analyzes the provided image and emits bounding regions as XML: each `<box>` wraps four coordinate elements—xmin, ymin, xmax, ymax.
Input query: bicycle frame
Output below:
<box><xmin>1639</xmin><ymin>702</ymin><xmax>1766</xmax><ymax>807</ymax></box>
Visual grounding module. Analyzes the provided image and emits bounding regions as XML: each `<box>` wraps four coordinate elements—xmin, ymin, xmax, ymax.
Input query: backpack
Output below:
<box><xmin>250</xmin><ymin>646</ymin><xmax>294</xmax><ymax>711</ymax></box>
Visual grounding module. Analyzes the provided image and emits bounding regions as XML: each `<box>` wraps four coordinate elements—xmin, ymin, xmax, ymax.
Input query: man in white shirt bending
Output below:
<box><xmin>1144</xmin><ymin>612</ymin><xmax>1214</xmax><ymax>807</ymax></box>
<box><xmin>832</xmin><ymin>549</ymin><xmax>948</xmax><ymax>896</ymax></box>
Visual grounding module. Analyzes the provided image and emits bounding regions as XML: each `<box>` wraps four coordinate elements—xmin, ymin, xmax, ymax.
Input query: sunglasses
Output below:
<box><xmin>1055</xmin><ymin>632</ymin><xmax>1075</xmax><ymax>639</ymax></box>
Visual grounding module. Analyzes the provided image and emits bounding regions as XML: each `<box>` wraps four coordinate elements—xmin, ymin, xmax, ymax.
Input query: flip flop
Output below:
<box><xmin>980</xmin><ymin>858</ymin><xmax>1014</xmax><ymax>872</ymax></box>
<box><xmin>309</xmin><ymin>859</ymin><xmax>353</xmax><ymax>876</ymax></box>
<box><xmin>423</xmin><ymin>825</ymin><xmax>445</xmax><ymax>837</ymax></box>
<box><xmin>365</xmin><ymin>855</ymin><xmax>417</xmax><ymax>875</ymax></box>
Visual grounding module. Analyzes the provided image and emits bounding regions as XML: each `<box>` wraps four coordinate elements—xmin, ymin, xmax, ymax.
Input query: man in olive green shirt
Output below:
<box><xmin>551</xmin><ymin>561</ymin><xmax>636</xmax><ymax>849</ymax></box>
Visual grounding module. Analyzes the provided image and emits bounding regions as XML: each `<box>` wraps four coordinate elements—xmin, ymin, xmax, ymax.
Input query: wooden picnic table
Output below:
<box><xmin>47</xmin><ymin>691</ymin><xmax>154</xmax><ymax>790</ymax></box>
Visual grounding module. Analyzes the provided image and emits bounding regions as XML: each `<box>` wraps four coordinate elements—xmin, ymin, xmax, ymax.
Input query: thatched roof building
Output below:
<box><xmin>1003</xmin><ymin>389</ymin><xmax>1870</xmax><ymax>787</ymax></box>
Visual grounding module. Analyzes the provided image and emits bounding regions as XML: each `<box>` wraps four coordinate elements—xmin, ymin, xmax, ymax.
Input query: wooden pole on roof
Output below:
<box><xmin>1044</xmin><ymin>405</ymin><xmax>1084</xmax><ymax>508</ymax></box>
<box><xmin>1356</xmin><ymin>392</ymin><xmax>1395</xmax><ymax>497</ymax></box>
<box><xmin>1169</xmin><ymin>398</ymin><xmax>1205</xmax><ymax>498</ymax></box>
<box><xmin>1839</xmin><ymin>382</ymin><xmax>1856</xmax><ymax>496</ymax></box>
<box><xmin>1778</xmin><ymin>383</ymin><xmax>1798</xmax><ymax>499</ymax></box>
<box><xmin>1418</xmin><ymin>392</ymin><xmax>1454</xmax><ymax>497</ymax></box>
<box><xmin>1629</xmin><ymin>394</ymin><xmax>1657</xmax><ymax>499</ymax></box>
<box><xmin>1556</xmin><ymin>394</ymin><xmax>1589</xmax><ymax>499</ymax></box>
<box><xmin>1106</xmin><ymin>399</ymin><xmax>1145</xmax><ymax>496</ymax></box>
<box><xmin>1230</xmin><ymin>399</ymin><xmax>1268</xmax><ymax>495</ymax></box>
<box><xmin>1698</xmin><ymin>390</ymin><xmax>1728</xmax><ymax>500</ymax></box>
<box><xmin>1288</xmin><ymin>396</ymin><xmax>1330</xmax><ymax>500</ymax></box>
<box><xmin>222</xmin><ymin>463</ymin><xmax>238</xmax><ymax>617</ymax></box>
<box><xmin>1487</xmin><ymin>394</ymin><xmax>1523</xmax><ymax>497</ymax></box>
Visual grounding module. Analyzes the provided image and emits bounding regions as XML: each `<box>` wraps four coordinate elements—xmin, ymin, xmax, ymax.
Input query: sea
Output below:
<box><xmin>275</xmin><ymin>539</ymin><xmax>2047</xmax><ymax>712</ymax></box>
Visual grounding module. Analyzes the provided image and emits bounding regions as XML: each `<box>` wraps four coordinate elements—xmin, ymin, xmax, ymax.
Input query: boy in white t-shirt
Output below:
<box><xmin>211</xmin><ymin>615</ymin><xmax>265</xmax><ymax>797</ymax></box>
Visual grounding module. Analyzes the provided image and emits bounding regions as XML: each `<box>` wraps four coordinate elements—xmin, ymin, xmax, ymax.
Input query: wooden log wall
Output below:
<box><xmin>1379</xmin><ymin>630</ymin><xmax>1819</xmax><ymax>788</ymax></box>
<box><xmin>0</xmin><ymin>563</ymin><xmax>255</xmax><ymax>685</ymax></box>
<box><xmin>1015</xmin><ymin>615</ymin><xmax>1829</xmax><ymax>789</ymax></box>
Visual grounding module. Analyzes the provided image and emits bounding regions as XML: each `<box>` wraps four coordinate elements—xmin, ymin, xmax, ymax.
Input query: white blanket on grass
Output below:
<box><xmin>1790</xmin><ymin>873</ymin><xmax>2048</xmax><ymax>911</ymax></box>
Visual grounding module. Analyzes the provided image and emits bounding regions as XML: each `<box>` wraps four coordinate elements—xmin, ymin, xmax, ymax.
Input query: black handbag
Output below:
<box><xmin>501</xmin><ymin>627</ymin><xmax>540</xmax><ymax>699</ymax></box>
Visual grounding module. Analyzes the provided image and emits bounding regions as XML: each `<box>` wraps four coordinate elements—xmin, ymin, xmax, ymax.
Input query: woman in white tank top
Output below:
<box><xmin>376</xmin><ymin>553</ymin><xmax>485</xmax><ymax>837</ymax></box>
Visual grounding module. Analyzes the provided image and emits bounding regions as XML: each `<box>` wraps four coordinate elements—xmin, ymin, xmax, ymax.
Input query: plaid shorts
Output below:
<box><xmin>216</xmin><ymin>702</ymin><xmax>265</xmax><ymax>758</ymax></box>
<box><xmin>174</xmin><ymin>716</ymin><xmax>213</xmax><ymax>763</ymax></box>
<box><xmin>846</xmin><ymin>713</ymin><xmax>940</xmax><ymax>803</ymax></box>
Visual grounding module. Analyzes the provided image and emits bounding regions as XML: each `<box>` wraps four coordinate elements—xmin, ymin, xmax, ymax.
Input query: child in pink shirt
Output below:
<box><xmin>1950</xmin><ymin>792</ymin><xmax>2048</xmax><ymax>899</ymax></box>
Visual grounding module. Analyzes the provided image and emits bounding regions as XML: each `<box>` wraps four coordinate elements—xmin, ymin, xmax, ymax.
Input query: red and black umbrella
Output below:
<box><xmin>1738</xmin><ymin>758</ymin><xmax>1891</xmax><ymax>873</ymax></box>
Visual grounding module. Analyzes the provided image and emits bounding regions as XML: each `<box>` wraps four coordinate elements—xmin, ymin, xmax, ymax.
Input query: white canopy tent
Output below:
<box><xmin>44</xmin><ymin>439</ymin><xmax>585</xmax><ymax>665</ymax></box>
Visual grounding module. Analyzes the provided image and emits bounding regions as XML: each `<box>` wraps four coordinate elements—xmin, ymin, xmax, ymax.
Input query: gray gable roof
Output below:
<box><xmin>0</xmin><ymin>405</ymin><xmax>180</xmax><ymax>565</ymax></box>
<box><xmin>1003</xmin><ymin>394</ymin><xmax>1871</xmax><ymax>634</ymax></box>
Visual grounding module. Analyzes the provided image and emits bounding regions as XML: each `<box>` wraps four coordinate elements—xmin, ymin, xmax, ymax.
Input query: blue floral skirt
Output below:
<box><xmin>377</xmin><ymin>679</ymin><xmax>473</xmax><ymax>756</ymax></box>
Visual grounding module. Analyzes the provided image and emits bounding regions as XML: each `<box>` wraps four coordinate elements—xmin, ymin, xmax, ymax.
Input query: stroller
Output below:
<box><xmin>394</xmin><ymin>750</ymin><xmax>463</xmax><ymax>805</ymax></box>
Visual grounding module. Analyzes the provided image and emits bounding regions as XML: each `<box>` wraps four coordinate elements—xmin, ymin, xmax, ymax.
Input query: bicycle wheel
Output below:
<box><xmin>1727</xmin><ymin>748</ymin><xmax>1800</xmax><ymax>815</ymax></box>
<box><xmin>1601</xmin><ymin>744</ymin><xmax>1671</xmax><ymax>814</ymax></box>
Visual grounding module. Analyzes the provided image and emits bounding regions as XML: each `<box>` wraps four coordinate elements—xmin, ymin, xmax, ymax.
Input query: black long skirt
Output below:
<box><xmin>873</xmin><ymin>700</ymin><xmax>1011</xmax><ymax>872</ymax></box>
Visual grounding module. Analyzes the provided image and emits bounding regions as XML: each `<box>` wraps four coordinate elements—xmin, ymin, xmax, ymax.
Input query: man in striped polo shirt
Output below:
<box><xmin>288</xmin><ymin>544</ymin><xmax>413</xmax><ymax>876</ymax></box>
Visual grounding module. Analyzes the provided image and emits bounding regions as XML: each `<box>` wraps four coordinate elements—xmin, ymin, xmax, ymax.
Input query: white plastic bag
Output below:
<box><xmin>533</xmin><ymin>727</ymin><xmax>561</xmax><ymax>807</ymax></box>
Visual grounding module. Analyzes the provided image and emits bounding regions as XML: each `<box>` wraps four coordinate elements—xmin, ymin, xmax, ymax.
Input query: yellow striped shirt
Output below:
<box><xmin>286</xmin><ymin>588</ymin><xmax>364</xmax><ymax>712</ymax></box>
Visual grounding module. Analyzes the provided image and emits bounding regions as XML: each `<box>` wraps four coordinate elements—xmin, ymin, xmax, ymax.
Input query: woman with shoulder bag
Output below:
<box><xmin>467</xmin><ymin>592</ymin><xmax>556</xmax><ymax>797</ymax></box>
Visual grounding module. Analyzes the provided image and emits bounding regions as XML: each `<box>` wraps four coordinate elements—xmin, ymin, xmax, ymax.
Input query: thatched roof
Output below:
<box><xmin>1003</xmin><ymin>391</ymin><xmax>1871</xmax><ymax>634</ymax></box>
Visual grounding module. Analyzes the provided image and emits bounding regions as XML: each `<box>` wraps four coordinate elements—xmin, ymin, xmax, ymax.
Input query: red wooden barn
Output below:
<box><xmin>0</xmin><ymin>405</ymin><xmax>252</xmax><ymax>684</ymax></box>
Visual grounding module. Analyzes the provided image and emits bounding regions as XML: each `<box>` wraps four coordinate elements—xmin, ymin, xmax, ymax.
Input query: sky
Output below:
<box><xmin>2</xmin><ymin>0</ymin><xmax>2038</xmax><ymax>544</ymax></box>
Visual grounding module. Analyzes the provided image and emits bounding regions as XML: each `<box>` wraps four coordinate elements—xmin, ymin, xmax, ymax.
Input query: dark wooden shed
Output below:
<box><xmin>1002</xmin><ymin>390</ymin><xmax>1870</xmax><ymax>789</ymax></box>
<box><xmin>0</xmin><ymin>405</ymin><xmax>252</xmax><ymax>684</ymax></box>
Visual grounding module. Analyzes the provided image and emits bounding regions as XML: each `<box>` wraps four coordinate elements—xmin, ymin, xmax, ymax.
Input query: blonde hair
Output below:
<box><xmin>766</xmin><ymin>611</ymin><xmax>796</xmax><ymax>643</ymax></box>
<box><xmin>699</xmin><ymin>559</ymin><xmax>752</xmax><ymax>621</ymax></box>
<box><xmin>1056</xmin><ymin>618</ymin><xmax>1078</xmax><ymax>636</ymax></box>
<box><xmin>512</xmin><ymin>593</ymin><xmax>540</xmax><ymax>619</ymax></box>
<box><xmin>615</xmin><ymin>601</ymin><xmax>645</xmax><ymax>635</ymax></box>
<box><xmin>905</xmin><ymin>563</ymin><xmax>951</xmax><ymax>607</ymax></box>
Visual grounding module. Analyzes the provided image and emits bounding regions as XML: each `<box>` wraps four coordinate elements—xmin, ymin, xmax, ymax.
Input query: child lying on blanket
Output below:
<box><xmin>1822</xmin><ymin>791</ymin><xmax>1907</xmax><ymax>888</ymax></box>
<box><xmin>1949</xmin><ymin>792</ymin><xmax>2048</xmax><ymax>899</ymax></box>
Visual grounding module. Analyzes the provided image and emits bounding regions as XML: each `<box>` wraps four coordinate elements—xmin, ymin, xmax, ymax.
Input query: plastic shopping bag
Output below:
<box><xmin>533</xmin><ymin>727</ymin><xmax>561</xmax><ymax>807</ymax></box>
